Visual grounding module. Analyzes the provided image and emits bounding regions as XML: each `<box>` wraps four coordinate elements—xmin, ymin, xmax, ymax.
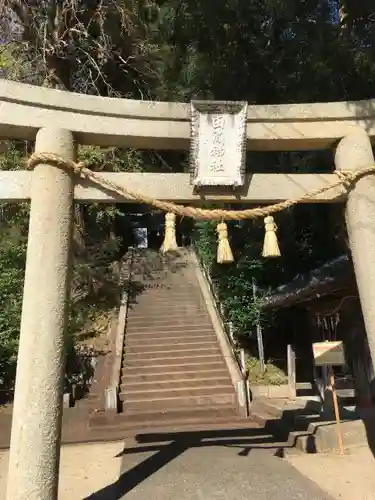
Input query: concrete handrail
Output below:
<box><xmin>198</xmin><ymin>258</ymin><xmax>243</xmax><ymax>373</ymax></box>
<box><xmin>1</xmin><ymin>80</ymin><xmax>375</xmax><ymax>150</ymax></box>
<box><xmin>190</xmin><ymin>249</ymin><xmax>250</xmax><ymax>416</ymax></box>
<box><xmin>104</xmin><ymin>248</ymin><xmax>134</xmax><ymax>411</ymax></box>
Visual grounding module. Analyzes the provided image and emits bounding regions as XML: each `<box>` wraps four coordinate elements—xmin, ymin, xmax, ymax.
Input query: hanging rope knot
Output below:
<box><xmin>217</xmin><ymin>221</ymin><xmax>229</xmax><ymax>241</ymax></box>
<box><xmin>165</xmin><ymin>212</ymin><xmax>176</xmax><ymax>230</ymax></box>
<box><xmin>264</xmin><ymin>215</ymin><xmax>277</xmax><ymax>233</ymax></box>
<box><xmin>216</xmin><ymin>222</ymin><xmax>234</xmax><ymax>264</ymax></box>
<box><xmin>262</xmin><ymin>215</ymin><xmax>281</xmax><ymax>258</ymax></box>
<box><xmin>161</xmin><ymin>212</ymin><xmax>178</xmax><ymax>254</ymax></box>
<box><xmin>23</xmin><ymin>151</ymin><xmax>375</xmax><ymax>262</ymax></box>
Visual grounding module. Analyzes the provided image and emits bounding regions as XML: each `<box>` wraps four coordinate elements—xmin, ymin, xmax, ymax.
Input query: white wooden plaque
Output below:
<box><xmin>190</xmin><ymin>101</ymin><xmax>248</xmax><ymax>187</ymax></box>
<box><xmin>313</xmin><ymin>341</ymin><xmax>345</xmax><ymax>367</ymax></box>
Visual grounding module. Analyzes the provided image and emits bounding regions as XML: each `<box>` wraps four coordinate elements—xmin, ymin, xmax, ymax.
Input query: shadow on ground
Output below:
<box><xmin>84</xmin><ymin>426</ymin><xmax>291</xmax><ymax>499</ymax></box>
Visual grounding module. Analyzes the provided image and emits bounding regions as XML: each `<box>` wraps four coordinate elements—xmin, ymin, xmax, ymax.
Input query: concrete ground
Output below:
<box><xmin>0</xmin><ymin>441</ymin><xmax>123</xmax><ymax>499</ymax></box>
<box><xmin>0</xmin><ymin>426</ymin><xmax>333</xmax><ymax>499</ymax></box>
<box><xmin>287</xmin><ymin>445</ymin><xmax>375</xmax><ymax>500</ymax></box>
<box><xmin>3</xmin><ymin>426</ymin><xmax>373</xmax><ymax>499</ymax></box>
<box><xmin>91</xmin><ymin>443</ymin><xmax>333</xmax><ymax>500</ymax></box>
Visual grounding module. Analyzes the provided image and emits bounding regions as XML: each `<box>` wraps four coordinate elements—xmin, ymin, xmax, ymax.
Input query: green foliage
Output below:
<box><xmin>1</xmin><ymin>0</ymin><xmax>375</xmax><ymax>394</ymax></box>
<box><xmin>246</xmin><ymin>357</ymin><xmax>288</xmax><ymax>386</ymax></box>
<box><xmin>0</xmin><ymin>143</ymin><xmax>30</xmax><ymax>396</ymax></box>
<box><xmin>194</xmin><ymin>219</ymin><xmax>269</xmax><ymax>339</ymax></box>
<box><xmin>0</xmin><ymin>142</ymin><xmax>125</xmax><ymax>397</ymax></box>
<box><xmin>193</xmin><ymin>221</ymin><xmax>217</xmax><ymax>267</ymax></box>
<box><xmin>0</xmin><ymin>226</ymin><xmax>27</xmax><ymax>396</ymax></box>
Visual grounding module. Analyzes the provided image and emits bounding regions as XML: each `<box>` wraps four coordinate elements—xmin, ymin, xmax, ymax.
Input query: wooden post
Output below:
<box><xmin>253</xmin><ymin>279</ymin><xmax>265</xmax><ymax>374</ymax></box>
<box><xmin>240</xmin><ymin>348</ymin><xmax>246</xmax><ymax>375</ymax></box>
<box><xmin>228</xmin><ymin>321</ymin><xmax>234</xmax><ymax>343</ymax></box>
<box><xmin>329</xmin><ymin>367</ymin><xmax>344</xmax><ymax>455</ymax></box>
<box><xmin>287</xmin><ymin>344</ymin><xmax>297</xmax><ymax>398</ymax></box>
<box><xmin>257</xmin><ymin>325</ymin><xmax>265</xmax><ymax>375</ymax></box>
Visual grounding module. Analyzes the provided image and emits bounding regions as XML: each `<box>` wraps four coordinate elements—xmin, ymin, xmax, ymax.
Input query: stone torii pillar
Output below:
<box><xmin>6</xmin><ymin>128</ymin><xmax>75</xmax><ymax>500</ymax></box>
<box><xmin>335</xmin><ymin>127</ymin><xmax>375</xmax><ymax>390</ymax></box>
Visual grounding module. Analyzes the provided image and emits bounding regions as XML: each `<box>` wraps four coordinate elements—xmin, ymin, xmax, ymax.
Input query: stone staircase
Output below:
<box><xmin>250</xmin><ymin>396</ymin><xmax>369</xmax><ymax>454</ymax></box>
<box><xmin>89</xmin><ymin>248</ymin><xmax>245</xmax><ymax>434</ymax></box>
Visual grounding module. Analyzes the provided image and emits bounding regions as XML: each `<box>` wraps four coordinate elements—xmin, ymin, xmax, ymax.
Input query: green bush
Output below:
<box><xmin>0</xmin><ymin>143</ymin><xmax>123</xmax><ymax>400</ymax></box>
<box><xmin>0</xmin><ymin>219</ymin><xmax>27</xmax><ymax>398</ymax></box>
<box><xmin>246</xmin><ymin>357</ymin><xmax>288</xmax><ymax>386</ymax></box>
<box><xmin>193</xmin><ymin>219</ymin><xmax>267</xmax><ymax>340</ymax></box>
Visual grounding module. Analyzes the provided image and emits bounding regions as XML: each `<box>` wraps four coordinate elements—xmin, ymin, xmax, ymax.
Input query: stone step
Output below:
<box><xmin>90</xmin><ymin>405</ymin><xmax>241</xmax><ymax>429</ymax></box>
<box><xmin>123</xmin><ymin>353</ymin><xmax>223</xmax><ymax>367</ymax></box>
<box><xmin>127</xmin><ymin>308</ymin><xmax>207</xmax><ymax>317</ymax></box>
<box><xmin>250</xmin><ymin>408</ymin><xmax>321</xmax><ymax>436</ymax></box>
<box><xmin>120</xmin><ymin>376</ymin><xmax>233</xmax><ymax>393</ymax></box>
<box><xmin>122</xmin><ymin>362</ymin><xmax>227</xmax><ymax>376</ymax></box>
<box><xmin>126</xmin><ymin>324</ymin><xmax>214</xmax><ymax>335</ymax></box>
<box><xmin>127</xmin><ymin>311</ymin><xmax>207</xmax><ymax>319</ymax></box>
<box><xmin>125</xmin><ymin>335</ymin><xmax>216</xmax><ymax>347</ymax></box>
<box><xmin>120</xmin><ymin>391</ymin><xmax>237</xmax><ymax>411</ymax></box>
<box><xmin>131</xmin><ymin>283</ymin><xmax>198</xmax><ymax>288</ymax></box>
<box><xmin>250</xmin><ymin>398</ymin><xmax>330</xmax><ymax>451</ymax></box>
<box><xmin>125</xmin><ymin>330</ymin><xmax>214</xmax><ymax>339</ymax></box>
<box><xmin>121</xmin><ymin>384</ymin><xmax>234</xmax><ymax>400</ymax></box>
<box><xmin>89</xmin><ymin>413</ymin><xmax>252</xmax><ymax>436</ymax></box>
<box><xmin>125</xmin><ymin>340</ymin><xmax>219</xmax><ymax>353</ymax></box>
<box><xmin>250</xmin><ymin>398</ymin><xmax>320</xmax><ymax>421</ymax></box>
<box><xmin>121</xmin><ymin>384</ymin><xmax>234</xmax><ymax>401</ymax></box>
<box><xmin>131</xmin><ymin>288</ymin><xmax>202</xmax><ymax>296</ymax></box>
<box><xmin>121</xmin><ymin>369</ymin><xmax>231</xmax><ymax>384</ymax></box>
<box><xmin>126</xmin><ymin>321</ymin><xmax>212</xmax><ymax>331</ymax></box>
<box><xmin>125</xmin><ymin>328</ymin><xmax>215</xmax><ymax>339</ymax></box>
<box><xmin>131</xmin><ymin>280</ymin><xmax>198</xmax><ymax>286</ymax></box>
<box><xmin>284</xmin><ymin>417</ymin><xmax>367</xmax><ymax>454</ymax></box>
<box><xmin>111</xmin><ymin>248</ymin><xmax>240</xmax><ymax>429</ymax></box>
<box><xmin>124</xmin><ymin>346</ymin><xmax>220</xmax><ymax>359</ymax></box>
<box><xmin>126</xmin><ymin>315</ymin><xmax>211</xmax><ymax>326</ymax></box>
<box><xmin>127</xmin><ymin>314</ymin><xmax>211</xmax><ymax>322</ymax></box>
<box><xmin>132</xmin><ymin>275</ymin><xmax>195</xmax><ymax>281</ymax></box>
<box><xmin>130</xmin><ymin>298</ymin><xmax>205</xmax><ymax>306</ymax></box>
<box><xmin>128</xmin><ymin>301</ymin><xmax>205</xmax><ymax>309</ymax></box>
<box><xmin>129</xmin><ymin>286</ymin><xmax>201</xmax><ymax>292</ymax></box>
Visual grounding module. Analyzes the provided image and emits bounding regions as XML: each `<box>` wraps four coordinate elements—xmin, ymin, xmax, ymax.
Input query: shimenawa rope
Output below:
<box><xmin>26</xmin><ymin>152</ymin><xmax>375</xmax><ymax>262</ymax></box>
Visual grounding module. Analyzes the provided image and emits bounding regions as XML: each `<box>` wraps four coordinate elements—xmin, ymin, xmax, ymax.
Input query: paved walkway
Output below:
<box><xmin>0</xmin><ymin>441</ymin><xmax>123</xmax><ymax>499</ymax></box>
<box><xmin>0</xmin><ymin>426</ymin><xmax>333</xmax><ymax>499</ymax></box>
<box><xmin>2</xmin><ymin>418</ymin><xmax>375</xmax><ymax>499</ymax></box>
<box><xmin>84</xmin><ymin>427</ymin><xmax>333</xmax><ymax>500</ymax></box>
<box><xmin>288</xmin><ymin>445</ymin><xmax>375</xmax><ymax>500</ymax></box>
<box><xmin>4</xmin><ymin>424</ymin><xmax>375</xmax><ymax>499</ymax></box>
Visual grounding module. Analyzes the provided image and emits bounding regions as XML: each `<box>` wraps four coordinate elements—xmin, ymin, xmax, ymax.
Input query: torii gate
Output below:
<box><xmin>1</xmin><ymin>80</ymin><xmax>375</xmax><ymax>499</ymax></box>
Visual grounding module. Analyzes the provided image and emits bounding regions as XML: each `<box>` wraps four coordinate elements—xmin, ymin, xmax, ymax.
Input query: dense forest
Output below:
<box><xmin>1</xmin><ymin>0</ymin><xmax>375</xmax><ymax>396</ymax></box>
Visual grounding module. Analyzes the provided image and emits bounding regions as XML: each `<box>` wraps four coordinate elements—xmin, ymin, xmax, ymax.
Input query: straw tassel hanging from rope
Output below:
<box><xmin>262</xmin><ymin>215</ymin><xmax>281</xmax><ymax>258</ymax></box>
<box><xmin>161</xmin><ymin>212</ymin><xmax>178</xmax><ymax>253</ymax></box>
<box><xmin>217</xmin><ymin>222</ymin><xmax>234</xmax><ymax>264</ymax></box>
